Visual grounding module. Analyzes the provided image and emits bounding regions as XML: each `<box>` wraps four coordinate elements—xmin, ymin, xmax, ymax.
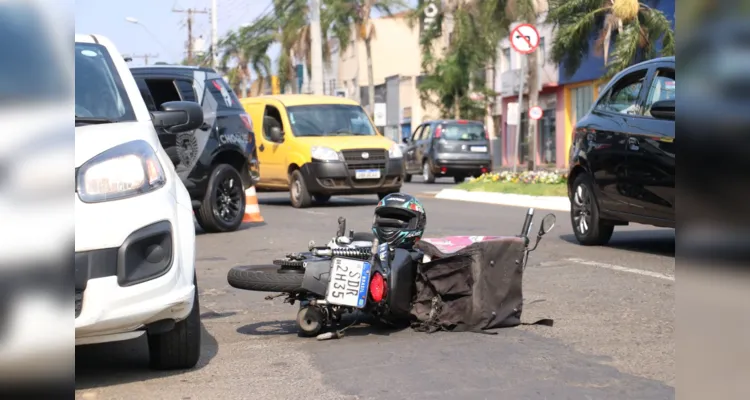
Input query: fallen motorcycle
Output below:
<box><xmin>227</xmin><ymin>208</ymin><xmax>556</xmax><ymax>338</ymax></box>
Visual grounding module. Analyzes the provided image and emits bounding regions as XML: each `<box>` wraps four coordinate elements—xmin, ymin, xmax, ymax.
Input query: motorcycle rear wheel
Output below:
<box><xmin>227</xmin><ymin>265</ymin><xmax>304</xmax><ymax>292</ymax></box>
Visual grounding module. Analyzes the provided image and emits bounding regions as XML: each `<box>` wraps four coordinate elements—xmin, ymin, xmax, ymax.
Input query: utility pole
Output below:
<box><xmin>309</xmin><ymin>0</ymin><xmax>324</xmax><ymax>95</ymax></box>
<box><xmin>172</xmin><ymin>7</ymin><xmax>209</xmax><ymax>65</ymax></box>
<box><xmin>211</xmin><ymin>0</ymin><xmax>218</xmax><ymax>69</ymax></box>
<box><xmin>125</xmin><ymin>53</ymin><xmax>159</xmax><ymax>65</ymax></box>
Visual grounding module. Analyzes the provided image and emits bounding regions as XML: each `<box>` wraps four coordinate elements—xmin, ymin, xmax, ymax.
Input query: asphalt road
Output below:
<box><xmin>75</xmin><ymin>177</ymin><xmax>675</xmax><ymax>400</ymax></box>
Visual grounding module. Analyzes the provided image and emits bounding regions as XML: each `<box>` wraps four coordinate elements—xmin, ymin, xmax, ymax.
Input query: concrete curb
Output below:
<box><xmin>434</xmin><ymin>189</ymin><xmax>571</xmax><ymax>212</ymax></box>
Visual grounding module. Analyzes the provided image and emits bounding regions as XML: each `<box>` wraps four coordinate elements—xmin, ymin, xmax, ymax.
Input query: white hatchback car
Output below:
<box><xmin>75</xmin><ymin>34</ymin><xmax>204</xmax><ymax>370</ymax></box>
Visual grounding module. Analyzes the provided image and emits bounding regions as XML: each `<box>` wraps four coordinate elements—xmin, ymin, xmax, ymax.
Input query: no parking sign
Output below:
<box><xmin>528</xmin><ymin>106</ymin><xmax>543</xmax><ymax>120</ymax></box>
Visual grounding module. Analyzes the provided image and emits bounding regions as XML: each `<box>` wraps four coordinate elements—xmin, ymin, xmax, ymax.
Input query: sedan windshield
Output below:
<box><xmin>75</xmin><ymin>42</ymin><xmax>136</xmax><ymax>123</ymax></box>
<box><xmin>286</xmin><ymin>104</ymin><xmax>377</xmax><ymax>137</ymax></box>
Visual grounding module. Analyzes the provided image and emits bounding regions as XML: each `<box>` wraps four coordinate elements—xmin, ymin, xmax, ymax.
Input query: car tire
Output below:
<box><xmin>148</xmin><ymin>276</ymin><xmax>201</xmax><ymax>370</ymax></box>
<box><xmin>404</xmin><ymin>174</ymin><xmax>412</xmax><ymax>183</ymax></box>
<box><xmin>195</xmin><ymin>164</ymin><xmax>246</xmax><ymax>233</ymax></box>
<box><xmin>227</xmin><ymin>265</ymin><xmax>304</xmax><ymax>292</ymax></box>
<box><xmin>422</xmin><ymin>160</ymin><xmax>435</xmax><ymax>183</ymax></box>
<box><xmin>570</xmin><ymin>174</ymin><xmax>615</xmax><ymax>246</ymax></box>
<box><xmin>313</xmin><ymin>194</ymin><xmax>331</xmax><ymax>204</ymax></box>
<box><xmin>289</xmin><ymin>170</ymin><xmax>312</xmax><ymax>208</ymax></box>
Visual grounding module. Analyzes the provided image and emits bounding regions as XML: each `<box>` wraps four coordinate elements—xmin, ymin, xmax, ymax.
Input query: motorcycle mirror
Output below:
<box><xmin>538</xmin><ymin>214</ymin><xmax>557</xmax><ymax>236</ymax></box>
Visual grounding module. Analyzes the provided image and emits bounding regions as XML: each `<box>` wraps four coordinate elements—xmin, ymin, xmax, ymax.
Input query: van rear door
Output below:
<box><xmin>436</xmin><ymin>121</ymin><xmax>489</xmax><ymax>154</ymax></box>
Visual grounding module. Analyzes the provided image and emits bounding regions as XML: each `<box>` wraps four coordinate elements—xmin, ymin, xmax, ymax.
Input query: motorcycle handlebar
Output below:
<box><xmin>520</xmin><ymin>208</ymin><xmax>534</xmax><ymax>238</ymax></box>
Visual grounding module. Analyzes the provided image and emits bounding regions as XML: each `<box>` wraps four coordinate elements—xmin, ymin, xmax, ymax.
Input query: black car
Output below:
<box><xmin>402</xmin><ymin>119</ymin><xmax>492</xmax><ymax>183</ymax></box>
<box><xmin>567</xmin><ymin>56</ymin><xmax>675</xmax><ymax>245</ymax></box>
<box><xmin>131</xmin><ymin>65</ymin><xmax>260</xmax><ymax>233</ymax></box>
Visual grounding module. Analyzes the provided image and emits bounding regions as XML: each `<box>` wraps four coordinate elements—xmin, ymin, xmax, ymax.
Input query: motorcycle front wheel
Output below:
<box><xmin>227</xmin><ymin>265</ymin><xmax>304</xmax><ymax>292</ymax></box>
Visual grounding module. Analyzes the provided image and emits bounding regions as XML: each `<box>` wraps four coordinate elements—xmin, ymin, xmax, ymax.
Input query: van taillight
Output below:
<box><xmin>369</xmin><ymin>272</ymin><xmax>386</xmax><ymax>303</ymax></box>
<box><xmin>434</xmin><ymin>125</ymin><xmax>442</xmax><ymax>139</ymax></box>
<box><xmin>484</xmin><ymin>129</ymin><xmax>489</xmax><ymax>140</ymax></box>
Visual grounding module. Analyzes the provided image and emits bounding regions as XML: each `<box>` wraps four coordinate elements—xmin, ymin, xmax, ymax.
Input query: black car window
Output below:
<box><xmin>410</xmin><ymin>125</ymin><xmax>424</xmax><ymax>142</ymax></box>
<box><xmin>596</xmin><ymin>69</ymin><xmax>648</xmax><ymax>115</ymax></box>
<box><xmin>422</xmin><ymin>124</ymin><xmax>433</xmax><ymax>140</ymax></box>
<box><xmin>175</xmin><ymin>79</ymin><xmax>197</xmax><ymax>102</ymax></box>
<box><xmin>207</xmin><ymin>78</ymin><xmax>244</xmax><ymax>110</ymax></box>
<box><xmin>440</xmin><ymin>122</ymin><xmax>487</xmax><ymax>141</ymax></box>
<box><xmin>643</xmin><ymin>67</ymin><xmax>675</xmax><ymax>118</ymax></box>
<box><xmin>143</xmin><ymin>78</ymin><xmax>181</xmax><ymax>108</ymax></box>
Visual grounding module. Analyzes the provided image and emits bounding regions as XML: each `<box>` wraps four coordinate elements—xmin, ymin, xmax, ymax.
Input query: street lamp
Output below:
<box><xmin>124</xmin><ymin>17</ymin><xmax>169</xmax><ymax>59</ymax></box>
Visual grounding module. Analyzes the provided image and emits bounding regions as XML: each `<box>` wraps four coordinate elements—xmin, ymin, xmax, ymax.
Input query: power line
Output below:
<box><xmin>124</xmin><ymin>53</ymin><xmax>159</xmax><ymax>65</ymax></box>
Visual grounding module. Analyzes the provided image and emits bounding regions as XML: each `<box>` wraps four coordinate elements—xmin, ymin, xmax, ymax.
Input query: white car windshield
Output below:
<box><xmin>286</xmin><ymin>104</ymin><xmax>378</xmax><ymax>137</ymax></box>
<box><xmin>75</xmin><ymin>42</ymin><xmax>136</xmax><ymax>123</ymax></box>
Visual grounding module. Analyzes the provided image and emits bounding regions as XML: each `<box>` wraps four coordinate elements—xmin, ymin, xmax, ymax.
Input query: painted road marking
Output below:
<box><xmin>566</xmin><ymin>258</ymin><xmax>675</xmax><ymax>281</ymax></box>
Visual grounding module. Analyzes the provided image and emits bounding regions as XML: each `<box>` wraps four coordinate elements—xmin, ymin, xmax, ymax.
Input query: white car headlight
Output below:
<box><xmin>76</xmin><ymin>140</ymin><xmax>166</xmax><ymax>203</ymax></box>
<box><xmin>311</xmin><ymin>146</ymin><xmax>341</xmax><ymax>161</ymax></box>
<box><xmin>388</xmin><ymin>142</ymin><xmax>403</xmax><ymax>159</ymax></box>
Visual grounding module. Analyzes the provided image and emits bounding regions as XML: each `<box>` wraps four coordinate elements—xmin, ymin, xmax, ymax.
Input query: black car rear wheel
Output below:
<box><xmin>570</xmin><ymin>174</ymin><xmax>614</xmax><ymax>246</ymax></box>
<box><xmin>195</xmin><ymin>164</ymin><xmax>246</xmax><ymax>233</ymax></box>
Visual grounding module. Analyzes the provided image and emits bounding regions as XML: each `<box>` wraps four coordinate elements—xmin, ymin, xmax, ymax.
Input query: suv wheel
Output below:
<box><xmin>195</xmin><ymin>164</ymin><xmax>246</xmax><ymax>233</ymax></box>
<box><xmin>148</xmin><ymin>276</ymin><xmax>201</xmax><ymax>370</ymax></box>
<box><xmin>422</xmin><ymin>160</ymin><xmax>435</xmax><ymax>183</ymax></box>
<box><xmin>570</xmin><ymin>174</ymin><xmax>615</xmax><ymax>246</ymax></box>
<box><xmin>289</xmin><ymin>170</ymin><xmax>312</xmax><ymax>208</ymax></box>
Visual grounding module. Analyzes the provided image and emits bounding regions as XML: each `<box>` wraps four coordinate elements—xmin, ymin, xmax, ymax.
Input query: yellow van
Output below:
<box><xmin>240</xmin><ymin>95</ymin><xmax>405</xmax><ymax>208</ymax></box>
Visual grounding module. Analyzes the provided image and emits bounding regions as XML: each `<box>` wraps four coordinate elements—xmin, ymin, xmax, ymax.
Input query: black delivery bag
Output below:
<box><xmin>410</xmin><ymin>236</ymin><xmax>551</xmax><ymax>334</ymax></box>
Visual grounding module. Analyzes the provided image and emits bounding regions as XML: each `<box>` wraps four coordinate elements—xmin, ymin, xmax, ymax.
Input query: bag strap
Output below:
<box><xmin>521</xmin><ymin>318</ymin><xmax>554</xmax><ymax>327</ymax></box>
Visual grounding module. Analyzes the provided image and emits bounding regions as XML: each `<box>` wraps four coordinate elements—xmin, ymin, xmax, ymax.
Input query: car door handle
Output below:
<box><xmin>259</xmin><ymin>144</ymin><xmax>265</xmax><ymax>152</ymax></box>
<box><xmin>628</xmin><ymin>137</ymin><xmax>639</xmax><ymax>151</ymax></box>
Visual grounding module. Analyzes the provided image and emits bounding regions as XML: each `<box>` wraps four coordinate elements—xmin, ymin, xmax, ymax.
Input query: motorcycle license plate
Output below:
<box><xmin>326</xmin><ymin>258</ymin><xmax>371</xmax><ymax>308</ymax></box>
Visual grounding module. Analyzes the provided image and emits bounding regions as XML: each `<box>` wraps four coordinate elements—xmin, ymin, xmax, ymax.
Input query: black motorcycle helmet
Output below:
<box><xmin>372</xmin><ymin>193</ymin><xmax>427</xmax><ymax>249</ymax></box>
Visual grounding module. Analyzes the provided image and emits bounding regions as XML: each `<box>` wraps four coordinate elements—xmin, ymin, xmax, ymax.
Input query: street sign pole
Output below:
<box><xmin>509</xmin><ymin>23</ymin><xmax>540</xmax><ymax>174</ymax></box>
<box><xmin>513</xmin><ymin>56</ymin><xmax>527</xmax><ymax>174</ymax></box>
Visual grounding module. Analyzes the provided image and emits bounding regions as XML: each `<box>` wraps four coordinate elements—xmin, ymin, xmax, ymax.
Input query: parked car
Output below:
<box><xmin>130</xmin><ymin>65</ymin><xmax>260</xmax><ymax>232</ymax></box>
<box><xmin>240</xmin><ymin>95</ymin><xmax>404</xmax><ymax>208</ymax></box>
<box><xmin>75</xmin><ymin>34</ymin><xmax>202</xmax><ymax>369</ymax></box>
<box><xmin>567</xmin><ymin>56</ymin><xmax>675</xmax><ymax>245</ymax></box>
<box><xmin>402</xmin><ymin>119</ymin><xmax>492</xmax><ymax>183</ymax></box>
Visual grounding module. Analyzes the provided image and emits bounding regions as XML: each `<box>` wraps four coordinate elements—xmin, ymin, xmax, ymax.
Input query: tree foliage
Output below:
<box><xmin>546</xmin><ymin>0</ymin><xmax>675</xmax><ymax>79</ymax></box>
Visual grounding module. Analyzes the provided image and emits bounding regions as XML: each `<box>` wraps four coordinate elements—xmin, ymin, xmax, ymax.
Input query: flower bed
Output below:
<box><xmin>457</xmin><ymin>170</ymin><xmax>568</xmax><ymax>197</ymax></box>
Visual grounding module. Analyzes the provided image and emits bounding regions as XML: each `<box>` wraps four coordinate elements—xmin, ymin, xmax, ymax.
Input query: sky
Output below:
<box><xmin>74</xmin><ymin>0</ymin><xmax>418</xmax><ymax>70</ymax></box>
<box><xmin>75</xmin><ymin>0</ymin><xmax>277</xmax><ymax>67</ymax></box>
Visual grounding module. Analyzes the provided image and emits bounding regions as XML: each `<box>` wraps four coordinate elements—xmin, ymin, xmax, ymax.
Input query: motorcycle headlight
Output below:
<box><xmin>311</xmin><ymin>146</ymin><xmax>342</xmax><ymax>161</ymax></box>
<box><xmin>76</xmin><ymin>140</ymin><xmax>166</xmax><ymax>203</ymax></box>
<box><xmin>388</xmin><ymin>142</ymin><xmax>403</xmax><ymax>159</ymax></box>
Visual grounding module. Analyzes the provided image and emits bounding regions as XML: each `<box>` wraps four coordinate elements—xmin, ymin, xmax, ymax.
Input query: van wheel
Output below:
<box><xmin>570</xmin><ymin>174</ymin><xmax>615</xmax><ymax>246</ymax></box>
<box><xmin>195</xmin><ymin>164</ymin><xmax>246</xmax><ymax>233</ymax></box>
<box><xmin>422</xmin><ymin>160</ymin><xmax>435</xmax><ymax>183</ymax></box>
<box><xmin>289</xmin><ymin>170</ymin><xmax>312</xmax><ymax>208</ymax></box>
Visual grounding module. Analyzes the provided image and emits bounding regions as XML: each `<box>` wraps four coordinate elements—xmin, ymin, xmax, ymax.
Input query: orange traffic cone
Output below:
<box><xmin>242</xmin><ymin>186</ymin><xmax>264</xmax><ymax>223</ymax></box>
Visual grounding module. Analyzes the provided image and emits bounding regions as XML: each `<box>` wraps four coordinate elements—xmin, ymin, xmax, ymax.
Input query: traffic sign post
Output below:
<box><xmin>509</xmin><ymin>23</ymin><xmax>540</xmax><ymax>173</ymax></box>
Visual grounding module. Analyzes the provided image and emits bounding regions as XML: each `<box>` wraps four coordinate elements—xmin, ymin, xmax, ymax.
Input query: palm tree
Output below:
<box><xmin>546</xmin><ymin>0</ymin><xmax>675</xmax><ymax>79</ymax></box>
<box><xmin>219</xmin><ymin>19</ymin><xmax>276</xmax><ymax>98</ymax></box>
<box><xmin>325</xmin><ymin>0</ymin><xmax>406</xmax><ymax>115</ymax></box>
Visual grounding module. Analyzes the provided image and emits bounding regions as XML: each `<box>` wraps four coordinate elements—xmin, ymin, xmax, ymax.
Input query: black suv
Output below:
<box><xmin>567</xmin><ymin>57</ymin><xmax>675</xmax><ymax>245</ymax></box>
<box><xmin>402</xmin><ymin>119</ymin><xmax>492</xmax><ymax>183</ymax></box>
<box><xmin>131</xmin><ymin>66</ymin><xmax>260</xmax><ymax>233</ymax></box>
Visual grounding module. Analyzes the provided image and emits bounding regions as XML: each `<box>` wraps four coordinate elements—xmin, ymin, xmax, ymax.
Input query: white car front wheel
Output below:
<box><xmin>147</xmin><ymin>277</ymin><xmax>202</xmax><ymax>370</ymax></box>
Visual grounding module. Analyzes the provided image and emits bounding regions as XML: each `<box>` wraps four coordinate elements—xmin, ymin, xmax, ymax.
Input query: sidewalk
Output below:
<box><xmin>434</xmin><ymin>189</ymin><xmax>570</xmax><ymax>212</ymax></box>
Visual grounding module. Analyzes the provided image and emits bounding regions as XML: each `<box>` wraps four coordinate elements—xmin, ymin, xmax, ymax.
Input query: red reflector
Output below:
<box><xmin>240</xmin><ymin>113</ymin><xmax>254</xmax><ymax>132</ymax></box>
<box><xmin>440</xmin><ymin>167</ymin><xmax>447</xmax><ymax>173</ymax></box>
<box><xmin>370</xmin><ymin>272</ymin><xmax>385</xmax><ymax>302</ymax></box>
<box><xmin>481</xmin><ymin>167</ymin><xmax>488</xmax><ymax>173</ymax></box>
